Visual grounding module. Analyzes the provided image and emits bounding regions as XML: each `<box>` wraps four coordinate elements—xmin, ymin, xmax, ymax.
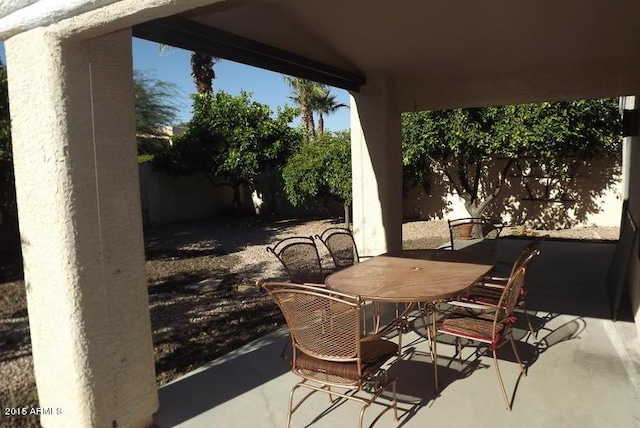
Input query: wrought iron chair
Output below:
<box><xmin>316</xmin><ymin>227</ymin><xmax>395</xmax><ymax>334</ymax></box>
<box><xmin>459</xmin><ymin>237</ymin><xmax>547</xmax><ymax>337</ymax></box>
<box><xmin>266</xmin><ymin>236</ymin><xmax>324</xmax><ymax>283</ymax></box>
<box><xmin>259</xmin><ymin>282</ymin><xmax>399</xmax><ymax>428</ymax></box>
<box><xmin>315</xmin><ymin>227</ymin><xmax>360</xmax><ymax>271</ymax></box>
<box><xmin>437</xmin><ymin>265</ymin><xmax>530</xmax><ymax>410</ymax></box>
<box><xmin>447</xmin><ymin>217</ymin><xmax>503</xmax><ymax>252</ymax></box>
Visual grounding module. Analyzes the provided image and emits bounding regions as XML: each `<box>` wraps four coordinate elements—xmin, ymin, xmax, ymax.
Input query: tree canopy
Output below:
<box><xmin>154</xmin><ymin>91</ymin><xmax>301</xmax><ymax>211</ymax></box>
<box><xmin>402</xmin><ymin>99</ymin><xmax>622</xmax><ymax>217</ymax></box>
<box><xmin>283</xmin><ymin>77</ymin><xmax>346</xmax><ymax>139</ymax></box>
<box><xmin>282</xmin><ymin>131</ymin><xmax>352</xmax><ymax>208</ymax></box>
<box><xmin>133</xmin><ymin>69</ymin><xmax>180</xmax><ymax>137</ymax></box>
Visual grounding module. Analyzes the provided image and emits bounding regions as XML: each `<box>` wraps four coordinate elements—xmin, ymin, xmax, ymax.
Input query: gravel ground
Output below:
<box><xmin>0</xmin><ymin>217</ymin><xmax>619</xmax><ymax>427</ymax></box>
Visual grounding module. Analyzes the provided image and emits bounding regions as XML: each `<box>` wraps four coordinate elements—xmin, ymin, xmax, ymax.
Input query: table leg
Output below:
<box><xmin>419</xmin><ymin>303</ymin><xmax>439</xmax><ymax>393</ymax></box>
<box><xmin>430</xmin><ymin>304</ymin><xmax>439</xmax><ymax>392</ymax></box>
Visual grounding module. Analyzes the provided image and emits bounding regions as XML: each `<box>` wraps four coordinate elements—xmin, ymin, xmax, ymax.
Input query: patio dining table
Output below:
<box><xmin>324</xmin><ymin>248</ymin><xmax>495</xmax><ymax>389</ymax></box>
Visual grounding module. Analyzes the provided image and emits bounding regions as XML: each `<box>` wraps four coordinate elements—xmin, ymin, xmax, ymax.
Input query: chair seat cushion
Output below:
<box><xmin>294</xmin><ymin>338</ymin><xmax>398</xmax><ymax>381</ymax></box>
<box><xmin>439</xmin><ymin>312</ymin><xmax>503</xmax><ymax>344</ymax></box>
<box><xmin>466</xmin><ymin>284</ymin><xmax>526</xmax><ymax>306</ymax></box>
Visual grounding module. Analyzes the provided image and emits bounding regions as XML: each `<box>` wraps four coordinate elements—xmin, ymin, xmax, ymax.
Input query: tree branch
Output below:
<box><xmin>470</xmin><ymin>161</ymin><xmax>482</xmax><ymax>205</ymax></box>
<box><xmin>490</xmin><ymin>158</ymin><xmax>515</xmax><ymax>198</ymax></box>
<box><xmin>475</xmin><ymin>158</ymin><xmax>515</xmax><ymax>216</ymax></box>
<box><xmin>428</xmin><ymin>155</ymin><xmax>466</xmax><ymax>198</ymax></box>
<box><xmin>457</xmin><ymin>158</ymin><xmax>474</xmax><ymax>198</ymax></box>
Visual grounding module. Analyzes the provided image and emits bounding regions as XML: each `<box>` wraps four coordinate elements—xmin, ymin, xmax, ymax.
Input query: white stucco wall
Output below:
<box><xmin>404</xmin><ymin>158</ymin><xmax>624</xmax><ymax>228</ymax></box>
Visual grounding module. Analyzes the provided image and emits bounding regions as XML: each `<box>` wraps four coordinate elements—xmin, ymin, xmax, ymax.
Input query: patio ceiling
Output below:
<box><xmin>135</xmin><ymin>0</ymin><xmax>640</xmax><ymax>110</ymax></box>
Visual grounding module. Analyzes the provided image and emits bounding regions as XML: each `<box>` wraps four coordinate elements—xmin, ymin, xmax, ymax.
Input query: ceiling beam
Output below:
<box><xmin>133</xmin><ymin>16</ymin><xmax>366</xmax><ymax>92</ymax></box>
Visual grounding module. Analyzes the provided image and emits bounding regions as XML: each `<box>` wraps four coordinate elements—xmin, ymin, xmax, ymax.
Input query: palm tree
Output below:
<box><xmin>159</xmin><ymin>45</ymin><xmax>218</xmax><ymax>94</ymax></box>
<box><xmin>283</xmin><ymin>76</ymin><xmax>326</xmax><ymax>141</ymax></box>
<box><xmin>191</xmin><ymin>52</ymin><xmax>218</xmax><ymax>94</ymax></box>
<box><xmin>312</xmin><ymin>89</ymin><xmax>347</xmax><ymax>136</ymax></box>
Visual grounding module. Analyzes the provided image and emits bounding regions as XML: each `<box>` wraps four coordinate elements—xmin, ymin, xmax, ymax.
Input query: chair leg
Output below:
<box><xmin>492</xmin><ymin>350</ymin><xmax>511</xmax><ymax>411</ymax></box>
<box><xmin>456</xmin><ymin>337</ymin><xmax>463</xmax><ymax>363</ymax></box>
<box><xmin>509</xmin><ymin>335</ymin><xmax>527</xmax><ymax>376</ymax></box>
<box><xmin>392</xmin><ymin>378</ymin><xmax>399</xmax><ymax>421</ymax></box>
<box><xmin>358</xmin><ymin>403</ymin><xmax>369</xmax><ymax>428</ymax></box>
<box><xmin>287</xmin><ymin>384</ymin><xmax>299</xmax><ymax>428</ymax></box>
<box><xmin>520</xmin><ymin>302</ymin><xmax>537</xmax><ymax>339</ymax></box>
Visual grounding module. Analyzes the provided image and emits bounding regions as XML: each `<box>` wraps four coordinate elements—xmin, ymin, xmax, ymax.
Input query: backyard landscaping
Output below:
<box><xmin>0</xmin><ymin>217</ymin><xmax>619</xmax><ymax>427</ymax></box>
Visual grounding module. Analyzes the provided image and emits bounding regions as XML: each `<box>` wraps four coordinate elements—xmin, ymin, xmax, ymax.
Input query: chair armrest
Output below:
<box><xmin>446</xmin><ymin>299</ymin><xmax>499</xmax><ymax>311</ymax></box>
<box><xmin>303</xmin><ymin>283</ymin><xmax>327</xmax><ymax>288</ymax></box>
<box><xmin>480</xmin><ymin>278</ymin><xmax>508</xmax><ymax>289</ymax></box>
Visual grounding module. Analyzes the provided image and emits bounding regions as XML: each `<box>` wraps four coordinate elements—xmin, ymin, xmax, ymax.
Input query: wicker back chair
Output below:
<box><xmin>447</xmin><ymin>217</ymin><xmax>503</xmax><ymax>252</ymax></box>
<box><xmin>266</xmin><ymin>236</ymin><xmax>324</xmax><ymax>283</ymax></box>
<box><xmin>438</xmin><ymin>264</ymin><xmax>531</xmax><ymax>410</ymax></box>
<box><xmin>259</xmin><ymin>282</ymin><xmax>399</xmax><ymax>428</ymax></box>
<box><xmin>316</xmin><ymin>227</ymin><xmax>360</xmax><ymax>270</ymax></box>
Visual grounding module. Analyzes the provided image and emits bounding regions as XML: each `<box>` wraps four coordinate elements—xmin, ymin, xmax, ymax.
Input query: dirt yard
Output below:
<box><xmin>0</xmin><ymin>218</ymin><xmax>619</xmax><ymax>427</ymax></box>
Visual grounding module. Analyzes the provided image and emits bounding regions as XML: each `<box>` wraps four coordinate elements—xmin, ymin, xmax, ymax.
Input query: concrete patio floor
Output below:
<box><xmin>153</xmin><ymin>239</ymin><xmax>640</xmax><ymax>428</ymax></box>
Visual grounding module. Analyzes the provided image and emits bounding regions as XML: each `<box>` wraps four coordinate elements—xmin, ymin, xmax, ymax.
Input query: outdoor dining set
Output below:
<box><xmin>259</xmin><ymin>218</ymin><xmax>547</xmax><ymax>428</ymax></box>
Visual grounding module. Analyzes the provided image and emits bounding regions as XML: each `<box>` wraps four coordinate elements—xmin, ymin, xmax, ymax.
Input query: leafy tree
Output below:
<box><xmin>154</xmin><ymin>91</ymin><xmax>301</xmax><ymax>212</ymax></box>
<box><xmin>402</xmin><ymin>99</ymin><xmax>622</xmax><ymax>218</ymax></box>
<box><xmin>282</xmin><ymin>131</ymin><xmax>352</xmax><ymax>221</ymax></box>
<box><xmin>133</xmin><ymin>70</ymin><xmax>179</xmax><ymax>137</ymax></box>
<box><xmin>133</xmin><ymin>70</ymin><xmax>180</xmax><ymax>161</ymax></box>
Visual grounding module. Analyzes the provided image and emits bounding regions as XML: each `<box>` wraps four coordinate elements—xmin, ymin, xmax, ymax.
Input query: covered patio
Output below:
<box><xmin>154</xmin><ymin>239</ymin><xmax>640</xmax><ymax>427</ymax></box>
<box><xmin>1</xmin><ymin>1</ymin><xmax>639</xmax><ymax>427</ymax></box>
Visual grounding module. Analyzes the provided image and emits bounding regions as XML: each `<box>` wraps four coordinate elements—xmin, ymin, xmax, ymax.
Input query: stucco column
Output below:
<box><xmin>621</xmin><ymin>96</ymin><xmax>640</xmax><ymax>337</ymax></box>
<box><xmin>350</xmin><ymin>75</ymin><xmax>403</xmax><ymax>256</ymax></box>
<box><xmin>6</xmin><ymin>29</ymin><xmax>157</xmax><ymax>427</ymax></box>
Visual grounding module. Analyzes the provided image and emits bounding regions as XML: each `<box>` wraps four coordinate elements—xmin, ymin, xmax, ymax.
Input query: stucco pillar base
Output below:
<box><xmin>6</xmin><ymin>29</ymin><xmax>158</xmax><ymax>427</ymax></box>
<box><xmin>350</xmin><ymin>75</ymin><xmax>403</xmax><ymax>256</ymax></box>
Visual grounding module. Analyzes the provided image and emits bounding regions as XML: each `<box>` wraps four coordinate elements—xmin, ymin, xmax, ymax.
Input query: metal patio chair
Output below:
<box><xmin>316</xmin><ymin>227</ymin><xmax>360</xmax><ymax>271</ymax></box>
<box><xmin>437</xmin><ymin>265</ymin><xmax>530</xmax><ymax>410</ymax></box>
<box><xmin>447</xmin><ymin>217</ymin><xmax>503</xmax><ymax>252</ymax></box>
<box><xmin>316</xmin><ymin>227</ymin><xmax>396</xmax><ymax>334</ymax></box>
<box><xmin>259</xmin><ymin>282</ymin><xmax>400</xmax><ymax>428</ymax></box>
<box><xmin>266</xmin><ymin>236</ymin><xmax>324</xmax><ymax>283</ymax></box>
<box><xmin>459</xmin><ymin>236</ymin><xmax>547</xmax><ymax>338</ymax></box>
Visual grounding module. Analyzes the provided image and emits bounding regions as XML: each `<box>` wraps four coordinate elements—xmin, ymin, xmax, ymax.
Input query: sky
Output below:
<box><xmin>0</xmin><ymin>38</ymin><xmax>351</xmax><ymax>132</ymax></box>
